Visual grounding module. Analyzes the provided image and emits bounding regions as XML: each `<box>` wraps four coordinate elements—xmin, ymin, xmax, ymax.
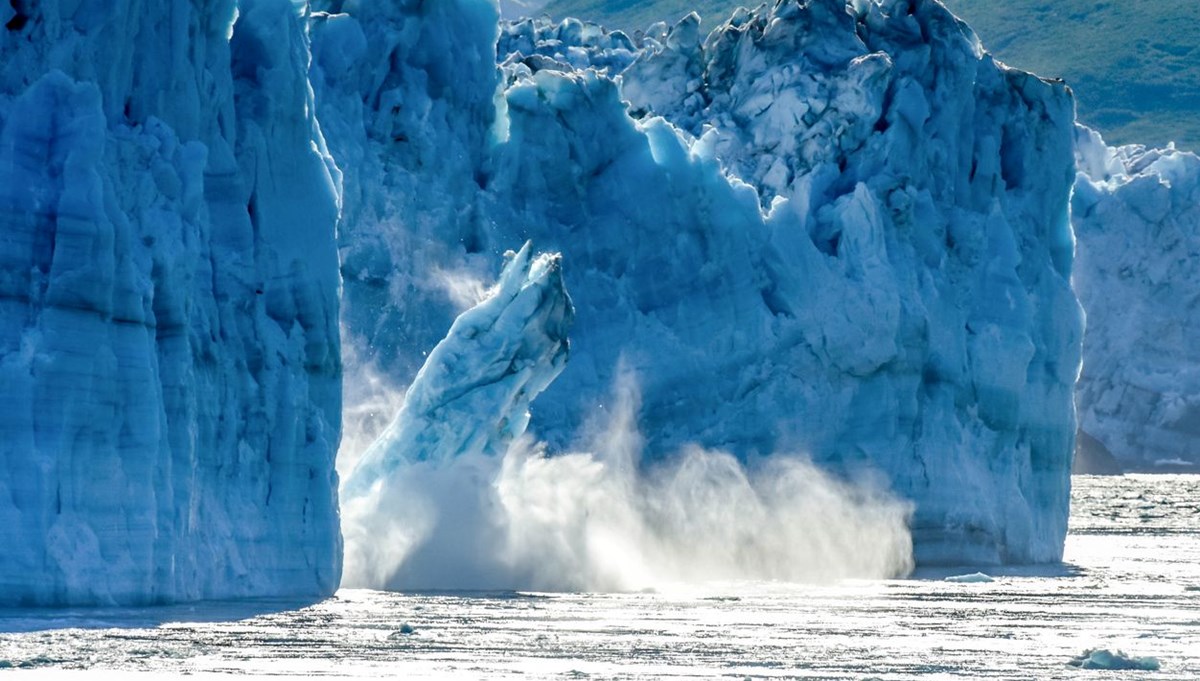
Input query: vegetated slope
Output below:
<box><xmin>534</xmin><ymin>0</ymin><xmax>738</xmax><ymax>34</ymax></box>
<box><xmin>535</xmin><ymin>0</ymin><xmax>1200</xmax><ymax>150</ymax></box>
<box><xmin>941</xmin><ymin>1</ymin><xmax>1199</xmax><ymax>150</ymax></box>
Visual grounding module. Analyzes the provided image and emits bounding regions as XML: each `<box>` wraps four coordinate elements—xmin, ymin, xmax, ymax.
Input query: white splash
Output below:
<box><xmin>341</xmin><ymin>374</ymin><xmax>914</xmax><ymax>592</ymax></box>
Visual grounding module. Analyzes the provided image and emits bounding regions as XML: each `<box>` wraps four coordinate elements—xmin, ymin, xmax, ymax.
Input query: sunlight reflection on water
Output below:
<box><xmin>1</xmin><ymin>475</ymin><xmax>1197</xmax><ymax>679</ymax></box>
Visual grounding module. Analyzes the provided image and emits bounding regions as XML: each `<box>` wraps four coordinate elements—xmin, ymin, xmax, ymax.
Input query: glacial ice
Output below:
<box><xmin>341</xmin><ymin>243</ymin><xmax>574</xmax><ymax>497</ymax></box>
<box><xmin>340</xmin><ymin>244</ymin><xmax>586</xmax><ymax>589</ymax></box>
<box><xmin>320</xmin><ymin>0</ymin><xmax>1082</xmax><ymax>567</ymax></box>
<box><xmin>0</xmin><ymin>0</ymin><xmax>342</xmax><ymax>605</ymax></box>
<box><xmin>1073</xmin><ymin>126</ymin><xmax>1200</xmax><ymax>471</ymax></box>
<box><xmin>0</xmin><ymin>0</ymin><xmax>1098</xmax><ymax>604</ymax></box>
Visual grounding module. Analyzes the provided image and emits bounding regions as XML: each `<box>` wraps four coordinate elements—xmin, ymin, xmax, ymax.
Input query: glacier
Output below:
<box><xmin>318</xmin><ymin>0</ymin><xmax>1083</xmax><ymax>568</ymax></box>
<box><xmin>0</xmin><ymin>0</ymin><xmax>342</xmax><ymax>605</ymax></box>
<box><xmin>0</xmin><ymin>0</ymin><xmax>1099</xmax><ymax>606</ymax></box>
<box><xmin>1073</xmin><ymin>127</ymin><xmax>1200</xmax><ymax>472</ymax></box>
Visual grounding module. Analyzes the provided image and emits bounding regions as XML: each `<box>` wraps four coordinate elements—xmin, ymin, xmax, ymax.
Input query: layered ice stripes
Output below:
<box><xmin>0</xmin><ymin>0</ymin><xmax>342</xmax><ymax>605</ymax></box>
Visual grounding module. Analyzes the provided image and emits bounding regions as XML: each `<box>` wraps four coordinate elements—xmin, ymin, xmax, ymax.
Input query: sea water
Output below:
<box><xmin>1</xmin><ymin>475</ymin><xmax>1196</xmax><ymax>679</ymax></box>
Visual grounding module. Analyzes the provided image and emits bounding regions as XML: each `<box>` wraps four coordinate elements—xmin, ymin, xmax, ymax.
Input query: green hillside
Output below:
<box><xmin>536</xmin><ymin>0</ymin><xmax>1200</xmax><ymax>150</ymax></box>
<box><xmin>536</xmin><ymin>0</ymin><xmax>742</xmax><ymax>36</ymax></box>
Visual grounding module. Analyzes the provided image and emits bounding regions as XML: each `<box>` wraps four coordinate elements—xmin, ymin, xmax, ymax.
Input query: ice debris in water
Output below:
<box><xmin>1067</xmin><ymin>649</ymin><xmax>1161</xmax><ymax>671</ymax></box>
<box><xmin>944</xmin><ymin>572</ymin><xmax>995</xmax><ymax>583</ymax></box>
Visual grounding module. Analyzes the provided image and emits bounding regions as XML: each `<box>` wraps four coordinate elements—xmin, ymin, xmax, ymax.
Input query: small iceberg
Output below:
<box><xmin>388</xmin><ymin>623</ymin><xmax>417</xmax><ymax>639</ymax></box>
<box><xmin>1067</xmin><ymin>649</ymin><xmax>1160</xmax><ymax>671</ymax></box>
<box><xmin>944</xmin><ymin>572</ymin><xmax>995</xmax><ymax>583</ymax></box>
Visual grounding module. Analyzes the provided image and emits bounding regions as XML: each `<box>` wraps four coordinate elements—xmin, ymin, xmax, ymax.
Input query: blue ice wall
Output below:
<box><xmin>0</xmin><ymin>0</ymin><xmax>342</xmax><ymax>605</ymax></box>
<box><xmin>316</xmin><ymin>0</ymin><xmax>1082</xmax><ymax>565</ymax></box>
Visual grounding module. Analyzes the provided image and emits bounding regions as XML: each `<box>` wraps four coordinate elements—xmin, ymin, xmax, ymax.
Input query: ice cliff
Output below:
<box><xmin>0</xmin><ymin>0</ymin><xmax>1091</xmax><ymax>604</ymax></box>
<box><xmin>1073</xmin><ymin>127</ymin><xmax>1200</xmax><ymax>471</ymax></box>
<box><xmin>0</xmin><ymin>0</ymin><xmax>342</xmax><ymax>605</ymax></box>
<box><xmin>317</xmin><ymin>0</ymin><xmax>1082</xmax><ymax>566</ymax></box>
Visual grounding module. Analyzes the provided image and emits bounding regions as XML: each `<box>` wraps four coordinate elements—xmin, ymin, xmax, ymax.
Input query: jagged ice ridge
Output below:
<box><xmin>1073</xmin><ymin>127</ymin><xmax>1200</xmax><ymax>471</ymax></box>
<box><xmin>318</xmin><ymin>0</ymin><xmax>1082</xmax><ymax>567</ymax></box>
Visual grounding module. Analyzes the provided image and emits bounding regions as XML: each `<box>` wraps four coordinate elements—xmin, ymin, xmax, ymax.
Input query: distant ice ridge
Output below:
<box><xmin>498</xmin><ymin>0</ymin><xmax>552</xmax><ymax>21</ymax></box>
<box><xmin>0</xmin><ymin>0</ymin><xmax>342</xmax><ymax>605</ymax></box>
<box><xmin>317</xmin><ymin>0</ymin><xmax>1081</xmax><ymax>567</ymax></box>
<box><xmin>1073</xmin><ymin>127</ymin><xmax>1200</xmax><ymax>471</ymax></box>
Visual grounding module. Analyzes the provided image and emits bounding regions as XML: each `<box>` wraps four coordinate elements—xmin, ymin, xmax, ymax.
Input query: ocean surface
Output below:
<box><xmin>2</xmin><ymin>474</ymin><xmax>1196</xmax><ymax>679</ymax></box>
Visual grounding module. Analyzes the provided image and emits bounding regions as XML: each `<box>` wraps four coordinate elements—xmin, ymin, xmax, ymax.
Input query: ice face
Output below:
<box><xmin>319</xmin><ymin>0</ymin><xmax>1083</xmax><ymax>566</ymax></box>
<box><xmin>0</xmin><ymin>0</ymin><xmax>1091</xmax><ymax>605</ymax></box>
<box><xmin>1073</xmin><ymin>126</ymin><xmax>1200</xmax><ymax>472</ymax></box>
<box><xmin>0</xmin><ymin>0</ymin><xmax>342</xmax><ymax>605</ymax></box>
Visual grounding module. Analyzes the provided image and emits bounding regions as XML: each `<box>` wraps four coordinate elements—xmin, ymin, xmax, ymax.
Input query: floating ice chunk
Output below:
<box><xmin>1067</xmin><ymin>649</ymin><xmax>1161</xmax><ymax>671</ymax></box>
<box><xmin>944</xmin><ymin>572</ymin><xmax>995</xmax><ymax>584</ymax></box>
<box><xmin>390</xmin><ymin>623</ymin><xmax>417</xmax><ymax>637</ymax></box>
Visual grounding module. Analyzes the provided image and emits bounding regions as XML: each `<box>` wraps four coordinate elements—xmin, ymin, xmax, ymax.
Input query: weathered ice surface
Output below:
<box><xmin>1073</xmin><ymin>126</ymin><xmax>1200</xmax><ymax>472</ymax></box>
<box><xmin>316</xmin><ymin>0</ymin><xmax>1082</xmax><ymax>566</ymax></box>
<box><xmin>0</xmin><ymin>0</ymin><xmax>342</xmax><ymax>605</ymax></box>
